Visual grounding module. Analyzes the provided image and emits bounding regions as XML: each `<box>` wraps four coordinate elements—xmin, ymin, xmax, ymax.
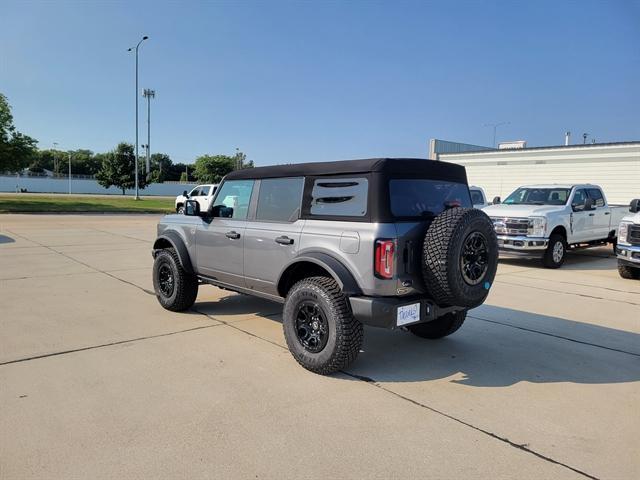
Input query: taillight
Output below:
<box><xmin>375</xmin><ymin>239</ymin><xmax>395</xmax><ymax>279</ymax></box>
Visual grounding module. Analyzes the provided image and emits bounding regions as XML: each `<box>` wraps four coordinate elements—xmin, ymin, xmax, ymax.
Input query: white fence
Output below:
<box><xmin>0</xmin><ymin>175</ymin><xmax>197</xmax><ymax>196</ymax></box>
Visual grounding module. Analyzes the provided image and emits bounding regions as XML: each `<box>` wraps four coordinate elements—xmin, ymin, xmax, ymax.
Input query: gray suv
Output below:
<box><xmin>152</xmin><ymin>158</ymin><xmax>498</xmax><ymax>374</ymax></box>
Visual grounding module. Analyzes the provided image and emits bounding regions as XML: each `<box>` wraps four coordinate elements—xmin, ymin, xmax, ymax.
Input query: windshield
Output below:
<box><xmin>389</xmin><ymin>179</ymin><xmax>472</xmax><ymax>218</ymax></box>
<box><xmin>503</xmin><ymin>187</ymin><xmax>571</xmax><ymax>206</ymax></box>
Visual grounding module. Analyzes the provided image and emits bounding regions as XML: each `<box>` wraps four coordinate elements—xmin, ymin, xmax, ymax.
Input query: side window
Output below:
<box><xmin>190</xmin><ymin>187</ymin><xmax>200</xmax><ymax>197</ymax></box>
<box><xmin>470</xmin><ymin>190</ymin><xmax>484</xmax><ymax>205</ymax></box>
<box><xmin>572</xmin><ymin>189</ymin><xmax>587</xmax><ymax>211</ymax></box>
<box><xmin>212</xmin><ymin>180</ymin><xmax>255</xmax><ymax>219</ymax></box>
<box><xmin>256</xmin><ymin>177</ymin><xmax>304</xmax><ymax>222</ymax></box>
<box><xmin>587</xmin><ymin>188</ymin><xmax>605</xmax><ymax>207</ymax></box>
<box><xmin>200</xmin><ymin>186</ymin><xmax>211</xmax><ymax>196</ymax></box>
<box><xmin>310</xmin><ymin>177</ymin><xmax>368</xmax><ymax>217</ymax></box>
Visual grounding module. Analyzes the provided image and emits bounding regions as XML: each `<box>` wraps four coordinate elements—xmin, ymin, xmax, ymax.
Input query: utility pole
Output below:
<box><xmin>127</xmin><ymin>35</ymin><xmax>149</xmax><ymax>200</ymax></box>
<box><xmin>68</xmin><ymin>151</ymin><xmax>71</xmax><ymax>194</ymax></box>
<box><xmin>483</xmin><ymin>121</ymin><xmax>510</xmax><ymax>148</ymax></box>
<box><xmin>143</xmin><ymin>89</ymin><xmax>155</xmax><ymax>177</ymax></box>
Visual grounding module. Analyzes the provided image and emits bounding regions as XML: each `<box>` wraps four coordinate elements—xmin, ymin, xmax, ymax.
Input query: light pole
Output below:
<box><xmin>484</xmin><ymin>121</ymin><xmax>510</xmax><ymax>148</ymax></box>
<box><xmin>143</xmin><ymin>88</ymin><xmax>155</xmax><ymax>177</ymax></box>
<box><xmin>68</xmin><ymin>151</ymin><xmax>71</xmax><ymax>194</ymax></box>
<box><xmin>128</xmin><ymin>35</ymin><xmax>148</xmax><ymax>199</ymax></box>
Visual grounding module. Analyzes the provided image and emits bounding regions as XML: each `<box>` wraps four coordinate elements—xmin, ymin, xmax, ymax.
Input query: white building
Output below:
<box><xmin>432</xmin><ymin>140</ymin><xmax>640</xmax><ymax>205</ymax></box>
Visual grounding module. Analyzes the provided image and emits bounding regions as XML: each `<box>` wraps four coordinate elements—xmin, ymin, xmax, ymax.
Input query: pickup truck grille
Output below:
<box><xmin>628</xmin><ymin>225</ymin><xmax>640</xmax><ymax>246</ymax></box>
<box><xmin>490</xmin><ymin>217</ymin><xmax>530</xmax><ymax>236</ymax></box>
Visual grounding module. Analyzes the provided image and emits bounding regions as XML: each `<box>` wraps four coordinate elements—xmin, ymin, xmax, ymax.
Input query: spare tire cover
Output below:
<box><xmin>422</xmin><ymin>207</ymin><xmax>498</xmax><ymax>308</ymax></box>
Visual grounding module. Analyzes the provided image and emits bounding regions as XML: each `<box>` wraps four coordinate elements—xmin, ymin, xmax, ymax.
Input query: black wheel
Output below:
<box><xmin>283</xmin><ymin>276</ymin><xmax>363</xmax><ymax>375</ymax></box>
<box><xmin>542</xmin><ymin>234</ymin><xmax>566</xmax><ymax>269</ymax></box>
<box><xmin>176</xmin><ymin>204</ymin><xmax>185</xmax><ymax>214</ymax></box>
<box><xmin>152</xmin><ymin>248</ymin><xmax>198</xmax><ymax>311</ymax></box>
<box><xmin>422</xmin><ymin>207</ymin><xmax>498</xmax><ymax>308</ymax></box>
<box><xmin>618</xmin><ymin>261</ymin><xmax>640</xmax><ymax>279</ymax></box>
<box><xmin>407</xmin><ymin>310</ymin><xmax>467</xmax><ymax>339</ymax></box>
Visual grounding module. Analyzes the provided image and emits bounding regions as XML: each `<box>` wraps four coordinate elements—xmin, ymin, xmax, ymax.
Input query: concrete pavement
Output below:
<box><xmin>1</xmin><ymin>214</ymin><xmax>638</xmax><ymax>479</ymax></box>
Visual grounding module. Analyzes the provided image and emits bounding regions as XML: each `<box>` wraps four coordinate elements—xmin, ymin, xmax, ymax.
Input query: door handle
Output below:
<box><xmin>225</xmin><ymin>231</ymin><xmax>241</xmax><ymax>240</ymax></box>
<box><xmin>588</xmin><ymin>213</ymin><xmax>595</xmax><ymax>216</ymax></box>
<box><xmin>275</xmin><ymin>236</ymin><xmax>294</xmax><ymax>245</ymax></box>
<box><xmin>604</xmin><ymin>212</ymin><xmax>610</xmax><ymax>215</ymax></box>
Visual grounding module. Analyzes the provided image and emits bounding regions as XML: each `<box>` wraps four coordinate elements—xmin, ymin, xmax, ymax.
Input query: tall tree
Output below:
<box><xmin>193</xmin><ymin>155</ymin><xmax>235</xmax><ymax>183</ymax></box>
<box><xmin>149</xmin><ymin>153</ymin><xmax>173</xmax><ymax>183</ymax></box>
<box><xmin>0</xmin><ymin>93</ymin><xmax>38</xmax><ymax>172</ymax></box>
<box><xmin>95</xmin><ymin>142</ymin><xmax>147</xmax><ymax>194</ymax></box>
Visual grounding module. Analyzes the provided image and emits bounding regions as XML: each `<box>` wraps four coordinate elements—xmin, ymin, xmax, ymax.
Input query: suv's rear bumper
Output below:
<box><xmin>348</xmin><ymin>296</ymin><xmax>464</xmax><ymax>329</ymax></box>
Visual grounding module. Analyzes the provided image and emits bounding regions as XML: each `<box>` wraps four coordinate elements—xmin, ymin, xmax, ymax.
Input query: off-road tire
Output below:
<box><xmin>422</xmin><ymin>207</ymin><xmax>498</xmax><ymax>308</ymax></box>
<box><xmin>407</xmin><ymin>310</ymin><xmax>467</xmax><ymax>339</ymax></box>
<box><xmin>283</xmin><ymin>276</ymin><xmax>363</xmax><ymax>375</ymax></box>
<box><xmin>618</xmin><ymin>261</ymin><xmax>640</xmax><ymax>280</ymax></box>
<box><xmin>153</xmin><ymin>248</ymin><xmax>198</xmax><ymax>311</ymax></box>
<box><xmin>542</xmin><ymin>234</ymin><xmax>566</xmax><ymax>269</ymax></box>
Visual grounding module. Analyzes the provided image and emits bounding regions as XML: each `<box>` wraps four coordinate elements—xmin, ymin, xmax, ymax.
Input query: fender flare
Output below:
<box><xmin>277</xmin><ymin>252</ymin><xmax>363</xmax><ymax>296</ymax></box>
<box><xmin>153</xmin><ymin>231</ymin><xmax>194</xmax><ymax>274</ymax></box>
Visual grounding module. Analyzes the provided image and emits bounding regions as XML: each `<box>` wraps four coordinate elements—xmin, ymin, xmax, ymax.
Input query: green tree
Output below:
<box><xmin>193</xmin><ymin>155</ymin><xmax>235</xmax><ymax>183</ymax></box>
<box><xmin>149</xmin><ymin>153</ymin><xmax>172</xmax><ymax>183</ymax></box>
<box><xmin>0</xmin><ymin>93</ymin><xmax>38</xmax><ymax>172</ymax></box>
<box><xmin>95</xmin><ymin>142</ymin><xmax>147</xmax><ymax>194</ymax></box>
<box><xmin>70</xmin><ymin>149</ymin><xmax>100</xmax><ymax>176</ymax></box>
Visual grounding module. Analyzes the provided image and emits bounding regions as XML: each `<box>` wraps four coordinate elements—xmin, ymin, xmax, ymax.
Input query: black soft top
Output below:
<box><xmin>225</xmin><ymin>158</ymin><xmax>467</xmax><ymax>183</ymax></box>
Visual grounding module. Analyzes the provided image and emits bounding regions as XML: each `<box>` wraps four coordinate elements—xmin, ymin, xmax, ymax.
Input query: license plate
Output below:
<box><xmin>397</xmin><ymin>303</ymin><xmax>420</xmax><ymax>326</ymax></box>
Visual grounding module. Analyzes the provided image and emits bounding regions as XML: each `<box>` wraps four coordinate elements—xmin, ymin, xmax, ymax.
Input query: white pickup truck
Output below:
<box><xmin>483</xmin><ymin>184</ymin><xmax>628</xmax><ymax>268</ymax></box>
<box><xmin>616</xmin><ymin>199</ymin><xmax>640</xmax><ymax>279</ymax></box>
<box><xmin>175</xmin><ymin>184</ymin><xmax>218</xmax><ymax>214</ymax></box>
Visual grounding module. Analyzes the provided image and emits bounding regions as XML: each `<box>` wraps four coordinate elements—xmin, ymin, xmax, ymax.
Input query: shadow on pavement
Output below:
<box><xmin>343</xmin><ymin>305</ymin><xmax>639</xmax><ymax>386</ymax></box>
<box><xmin>191</xmin><ymin>291</ymin><xmax>639</xmax><ymax>387</ymax></box>
<box><xmin>194</xmin><ymin>294</ymin><xmax>282</xmax><ymax>318</ymax></box>
<box><xmin>0</xmin><ymin>234</ymin><xmax>16</xmax><ymax>244</ymax></box>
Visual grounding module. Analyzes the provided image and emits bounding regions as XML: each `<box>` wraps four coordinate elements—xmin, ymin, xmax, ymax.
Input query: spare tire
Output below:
<box><xmin>422</xmin><ymin>207</ymin><xmax>498</xmax><ymax>308</ymax></box>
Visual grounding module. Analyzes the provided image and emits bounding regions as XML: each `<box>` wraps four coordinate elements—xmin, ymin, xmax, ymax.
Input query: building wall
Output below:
<box><xmin>0</xmin><ymin>175</ymin><xmax>197</xmax><ymax>196</ymax></box>
<box><xmin>439</xmin><ymin>143</ymin><xmax>640</xmax><ymax>205</ymax></box>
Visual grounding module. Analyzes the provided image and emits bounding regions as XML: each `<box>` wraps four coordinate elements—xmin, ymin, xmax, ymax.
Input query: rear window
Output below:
<box><xmin>310</xmin><ymin>177</ymin><xmax>368</xmax><ymax>217</ymax></box>
<box><xmin>470</xmin><ymin>189</ymin><xmax>485</xmax><ymax>205</ymax></box>
<box><xmin>389</xmin><ymin>179</ymin><xmax>472</xmax><ymax>218</ymax></box>
<box><xmin>256</xmin><ymin>177</ymin><xmax>304</xmax><ymax>222</ymax></box>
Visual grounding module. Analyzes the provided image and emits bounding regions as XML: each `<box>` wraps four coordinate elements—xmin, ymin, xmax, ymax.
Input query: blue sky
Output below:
<box><xmin>1</xmin><ymin>0</ymin><xmax>639</xmax><ymax>165</ymax></box>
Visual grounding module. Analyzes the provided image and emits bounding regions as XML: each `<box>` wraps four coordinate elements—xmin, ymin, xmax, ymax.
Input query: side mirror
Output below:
<box><xmin>584</xmin><ymin>198</ymin><xmax>595</xmax><ymax>211</ymax></box>
<box><xmin>211</xmin><ymin>204</ymin><xmax>234</xmax><ymax>218</ymax></box>
<box><xmin>182</xmin><ymin>190</ymin><xmax>189</xmax><ymax>198</ymax></box>
<box><xmin>492</xmin><ymin>196</ymin><xmax>501</xmax><ymax>205</ymax></box>
<box><xmin>184</xmin><ymin>199</ymin><xmax>201</xmax><ymax>216</ymax></box>
<box><xmin>630</xmin><ymin>199</ymin><xmax>640</xmax><ymax>213</ymax></box>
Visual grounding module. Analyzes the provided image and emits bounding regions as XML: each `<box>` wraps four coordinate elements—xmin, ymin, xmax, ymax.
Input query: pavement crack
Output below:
<box><xmin>0</xmin><ymin>324</ymin><xmax>223</xmax><ymax>366</ymax></box>
<box><xmin>192</xmin><ymin>306</ymin><xmax>600</xmax><ymax>480</ymax></box>
<box><xmin>494</xmin><ymin>279</ymin><xmax>640</xmax><ymax>306</ymax></box>
<box><xmin>468</xmin><ymin>314</ymin><xmax>640</xmax><ymax>357</ymax></box>
<box><xmin>340</xmin><ymin>371</ymin><xmax>601</xmax><ymax>480</ymax></box>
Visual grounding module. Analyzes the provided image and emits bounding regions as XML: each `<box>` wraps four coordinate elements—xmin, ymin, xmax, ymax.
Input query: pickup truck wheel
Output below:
<box><xmin>407</xmin><ymin>310</ymin><xmax>467</xmax><ymax>339</ymax></box>
<box><xmin>283</xmin><ymin>276</ymin><xmax>363</xmax><ymax>375</ymax></box>
<box><xmin>176</xmin><ymin>204</ymin><xmax>184</xmax><ymax>214</ymax></box>
<box><xmin>618</xmin><ymin>261</ymin><xmax>640</xmax><ymax>279</ymax></box>
<box><xmin>152</xmin><ymin>248</ymin><xmax>198</xmax><ymax>311</ymax></box>
<box><xmin>542</xmin><ymin>234</ymin><xmax>566</xmax><ymax>269</ymax></box>
<box><xmin>422</xmin><ymin>207</ymin><xmax>498</xmax><ymax>308</ymax></box>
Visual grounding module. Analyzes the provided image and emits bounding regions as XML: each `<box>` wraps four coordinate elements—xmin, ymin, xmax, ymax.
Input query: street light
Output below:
<box><xmin>127</xmin><ymin>35</ymin><xmax>149</xmax><ymax>199</ymax></box>
<box><xmin>143</xmin><ymin>88</ymin><xmax>155</xmax><ymax>177</ymax></box>
<box><xmin>483</xmin><ymin>121</ymin><xmax>510</xmax><ymax>148</ymax></box>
